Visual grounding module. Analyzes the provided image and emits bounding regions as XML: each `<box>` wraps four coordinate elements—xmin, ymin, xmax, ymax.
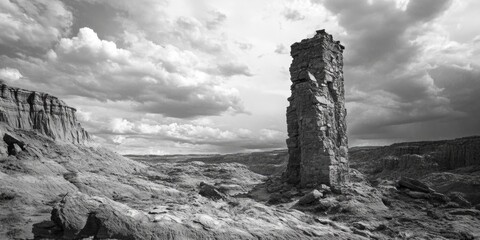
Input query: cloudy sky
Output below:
<box><xmin>0</xmin><ymin>0</ymin><xmax>479</xmax><ymax>154</ymax></box>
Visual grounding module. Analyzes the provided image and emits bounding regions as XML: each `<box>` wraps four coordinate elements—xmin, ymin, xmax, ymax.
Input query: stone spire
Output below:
<box><xmin>284</xmin><ymin>29</ymin><xmax>349</xmax><ymax>190</ymax></box>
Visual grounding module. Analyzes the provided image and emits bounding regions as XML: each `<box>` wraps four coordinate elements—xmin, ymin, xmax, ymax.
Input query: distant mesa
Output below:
<box><xmin>284</xmin><ymin>29</ymin><xmax>349</xmax><ymax>190</ymax></box>
<box><xmin>0</xmin><ymin>82</ymin><xmax>90</xmax><ymax>144</ymax></box>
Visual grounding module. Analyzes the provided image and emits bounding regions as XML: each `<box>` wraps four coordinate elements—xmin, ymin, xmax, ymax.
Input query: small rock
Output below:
<box><xmin>148</xmin><ymin>206</ymin><xmax>169</xmax><ymax>214</ymax></box>
<box><xmin>429</xmin><ymin>192</ymin><xmax>449</xmax><ymax>203</ymax></box>
<box><xmin>153</xmin><ymin>214</ymin><xmax>182</xmax><ymax>223</ymax></box>
<box><xmin>449</xmin><ymin>209</ymin><xmax>480</xmax><ymax>216</ymax></box>
<box><xmin>319</xmin><ymin>184</ymin><xmax>331</xmax><ymax>193</ymax></box>
<box><xmin>199</xmin><ymin>182</ymin><xmax>227</xmax><ymax>201</ymax></box>
<box><xmin>315</xmin><ymin>218</ymin><xmax>332</xmax><ymax>225</ymax></box>
<box><xmin>426</xmin><ymin>209</ymin><xmax>444</xmax><ymax>219</ymax></box>
<box><xmin>298</xmin><ymin>190</ymin><xmax>323</xmax><ymax>206</ymax></box>
<box><xmin>351</xmin><ymin>222</ymin><xmax>367</xmax><ymax>230</ymax></box>
<box><xmin>315</xmin><ymin>198</ymin><xmax>338</xmax><ymax>212</ymax></box>
<box><xmin>447</xmin><ymin>192</ymin><xmax>472</xmax><ymax>208</ymax></box>
<box><xmin>404</xmin><ymin>190</ymin><xmax>430</xmax><ymax>200</ymax></box>
<box><xmin>267</xmin><ymin>193</ymin><xmax>284</xmax><ymax>205</ymax></box>
<box><xmin>13</xmin><ymin>143</ymin><xmax>22</xmax><ymax>154</ymax></box>
<box><xmin>352</xmin><ymin>228</ymin><xmax>373</xmax><ymax>238</ymax></box>
<box><xmin>193</xmin><ymin>214</ymin><xmax>220</xmax><ymax>229</ymax></box>
<box><xmin>381</xmin><ymin>197</ymin><xmax>392</xmax><ymax>207</ymax></box>
<box><xmin>397</xmin><ymin>177</ymin><xmax>433</xmax><ymax>193</ymax></box>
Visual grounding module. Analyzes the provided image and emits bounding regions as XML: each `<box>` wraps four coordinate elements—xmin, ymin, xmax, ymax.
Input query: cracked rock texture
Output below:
<box><xmin>0</xmin><ymin>83</ymin><xmax>89</xmax><ymax>144</ymax></box>
<box><xmin>285</xmin><ymin>29</ymin><xmax>349</xmax><ymax>189</ymax></box>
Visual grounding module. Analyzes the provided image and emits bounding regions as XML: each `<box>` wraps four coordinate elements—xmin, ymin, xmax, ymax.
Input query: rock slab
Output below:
<box><xmin>285</xmin><ymin>29</ymin><xmax>349</xmax><ymax>189</ymax></box>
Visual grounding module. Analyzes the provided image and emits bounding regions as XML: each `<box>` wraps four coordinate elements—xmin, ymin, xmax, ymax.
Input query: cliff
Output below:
<box><xmin>0</xmin><ymin>83</ymin><xmax>89</xmax><ymax>144</ymax></box>
<box><xmin>349</xmin><ymin>136</ymin><xmax>480</xmax><ymax>178</ymax></box>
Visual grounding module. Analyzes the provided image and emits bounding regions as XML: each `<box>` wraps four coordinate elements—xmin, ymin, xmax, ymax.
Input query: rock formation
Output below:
<box><xmin>285</xmin><ymin>30</ymin><xmax>349</xmax><ymax>189</ymax></box>
<box><xmin>0</xmin><ymin>83</ymin><xmax>89</xmax><ymax>144</ymax></box>
<box><xmin>350</xmin><ymin>136</ymin><xmax>480</xmax><ymax>173</ymax></box>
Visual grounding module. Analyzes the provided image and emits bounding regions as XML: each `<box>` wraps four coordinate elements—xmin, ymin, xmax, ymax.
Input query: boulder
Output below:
<box><xmin>45</xmin><ymin>193</ymin><xmax>215</xmax><ymax>240</ymax></box>
<box><xmin>267</xmin><ymin>193</ymin><xmax>285</xmax><ymax>205</ymax></box>
<box><xmin>396</xmin><ymin>177</ymin><xmax>433</xmax><ymax>193</ymax></box>
<box><xmin>199</xmin><ymin>182</ymin><xmax>227</xmax><ymax>201</ymax></box>
<box><xmin>3</xmin><ymin>133</ymin><xmax>25</xmax><ymax>155</ymax></box>
<box><xmin>404</xmin><ymin>190</ymin><xmax>430</xmax><ymax>200</ymax></box>
<box><xmin>49</xmin><ymin>193</ymin><xmax>150</xmax><ymax>239</ymax></box>
<box><xmin>298</xmin><ymin>190</ymin><xmax>323</xmax><ymax>206</ymax></box>
<box><xmin>447</xmin><ymin>192</ymin><xmax>472</xmax><ymax>208</ymax></box>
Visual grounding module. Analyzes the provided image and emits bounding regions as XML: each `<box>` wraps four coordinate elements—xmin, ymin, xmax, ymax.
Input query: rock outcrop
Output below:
<box><xmin>285</xmin><ymin>30</ymin><xmax>349</xmax><ymax>189</ymax></box>
<box><xmin>0</xmin><ymin>83</ymin><xmax>89</xmax><ymax>144</ymax></box>
<box><xmin>350</xmin><ymin>136</ymin><xmax>480</xmax><ymax>173</ymax></box>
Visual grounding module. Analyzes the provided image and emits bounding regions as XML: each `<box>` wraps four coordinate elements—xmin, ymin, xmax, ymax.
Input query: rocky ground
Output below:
<box><xmin>0</xmin><ymin>124</ymin><xmax>352</xmax><ymax>239</ymax></box>
<box><xmin>1</xmin><ymin>123</ymin><xmax>479</xmax><ymax>239</ymax></box>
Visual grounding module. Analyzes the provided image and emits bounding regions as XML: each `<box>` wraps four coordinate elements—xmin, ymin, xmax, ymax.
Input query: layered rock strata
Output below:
<box><xmin>350</xmin><ymin>136</ymin><xmax>480</xmax><ymax>171</ymax></box>
<box><xmin>0</xmin><ymin>83</ymin><xmax>89</xmax><ymax>144</ymax></box>
<box><xmin>285</xmin><ymin>30</ymin><xmax>349</xmax><ymax>189</ymax></box>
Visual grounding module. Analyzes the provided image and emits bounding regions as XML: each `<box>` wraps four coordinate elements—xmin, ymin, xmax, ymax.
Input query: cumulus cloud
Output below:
<box><xmin>283</xmin><ymin>8</ymin><xmax>306</xmax><ymax>21</ymax></box>
<box><xmin>235</xmin><ymin>41</ymin><xmax>253</xmax><ymax>51</ymax></box>
<box><xmin>6</xmin><ymin>27</ymin><xmax>246</xmax><ymax>118</ymax></box>
<box><xmin>0</xmin><ymin>0</ymin><xmax>72</xmax><ymax>56</ymax></box>
<box><xmin>212</xmin><ymin>62</ymin><xmax>253</xmax><ymax>77</ymax></box>
<box><xmin>98</xmin><ymin>118</ymin><xmax>285</xmax><ymax>153</ymax></box>
<box><xmin>206</xmin><ymin>10</ymin><xmax>227</xmax><ymax>30</ymax></box>
<box><xmin>0</xmin><ymin>67</ymin><xmax>22</xmax><ymax>82</ymax></box>
<box><xmin>274</xmin><ymin>44</ymin><xmax>288</xmax><ymax>54</ymax></box>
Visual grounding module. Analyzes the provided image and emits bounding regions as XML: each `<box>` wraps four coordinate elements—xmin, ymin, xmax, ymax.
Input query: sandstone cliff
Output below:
<box><xmin>350</xmin><ymin>136</ymin><xmax>480</xmax><ymax>176</ymax></box>
<box><xmin>0</xmin><ymin>83</ymin><xmax>89</xmax><ymax>144</ymax></box>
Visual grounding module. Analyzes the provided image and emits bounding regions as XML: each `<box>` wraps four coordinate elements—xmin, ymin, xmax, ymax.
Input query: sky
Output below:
<box><xmin>0</xmin><ymin>0</ymin><xmax>479</xmax><ymax>154</ymax></box>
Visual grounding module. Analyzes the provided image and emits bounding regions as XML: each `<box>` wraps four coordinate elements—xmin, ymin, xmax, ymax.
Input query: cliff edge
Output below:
<box><xmin>0</xmin><ymin>83</ymin><xmax>89</xmax><ymax>144</ymax></box>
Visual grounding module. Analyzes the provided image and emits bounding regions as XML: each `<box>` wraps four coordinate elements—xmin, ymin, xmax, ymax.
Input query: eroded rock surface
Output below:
<box><xmin>350</xmin><ymin>136</ymin><xmax>480</xmax><ymax>175</ymax></box>
<box><xmin>285</xmin><ymin>30</ymin><xmax>349</xmax><ymax>189</ymax></box>
<box><xmin>0</xmin><ymin>83</ymin><xmax>89</xmax><ymax>144</ymax></box>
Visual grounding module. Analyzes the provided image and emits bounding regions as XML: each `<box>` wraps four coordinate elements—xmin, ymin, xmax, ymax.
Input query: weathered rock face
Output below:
<box><xmin>285</xmin><ymin>30</ymin><xmax>349</xmax><ymax>189</ymax></box>
<box><xmin>350</xmin><ymin>136</ymin><xmax>480</xmax><ymax>174</ymax></box>
<box><xmin>0</xmin><ymin>83</ymin><xmax>89</xmax><ymax>144</ymax></box>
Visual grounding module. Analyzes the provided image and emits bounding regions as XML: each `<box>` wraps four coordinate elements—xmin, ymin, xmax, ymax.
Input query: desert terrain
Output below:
<box><xmin>1</xmin><ymin>2</ymin><xmax>479</xmax><ymax>238</ymax></box>
<box><xmin>0</xmin><ymin>81</ymin><xmax>478</xmax><ymax>239</ymax></box>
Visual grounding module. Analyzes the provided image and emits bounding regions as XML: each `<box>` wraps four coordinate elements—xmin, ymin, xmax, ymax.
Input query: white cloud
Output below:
<box><xmin>56</xmin><ymin>28</ymin><xmax>130</xmax><ymax>64</ymax></box>
<box><xmin>112</xmin><ymin>135</ymin><xmax>126</xmax><ymax>144</ymax></box>
<box><xmin>283</xmin><ymin>8</ymin><xmax>305</xmax><ymax>21</ymax></box>
<box><xmin>0</xmin><ymin>0</ymin><xmax>72</xmax><ymax>55</ymax></box>
<box><xmin>274</xmin><ymin>44</ymin><xmax>288</xmax><ymax>54</ymax></box>
<box><xmin>7</xmin><ymin>27</ymin><xmax>246</xmax><ymax>118</ymax></box>
<box><xmin>0</xmin><ymin>67</ymin><xmax>22</xmax><ymax>82</ymax></box>
<box><xmin>110</xmin><ymin>118</ymin><xmax>134</xmax><ymax>134</ymax></box>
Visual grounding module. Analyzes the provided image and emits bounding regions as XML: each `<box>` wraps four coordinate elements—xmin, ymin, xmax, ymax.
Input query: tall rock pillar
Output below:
<box><xmin>285</xmin><ymin>30</ymin><xmax>349</xmax><ymax>189</ymax></box>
